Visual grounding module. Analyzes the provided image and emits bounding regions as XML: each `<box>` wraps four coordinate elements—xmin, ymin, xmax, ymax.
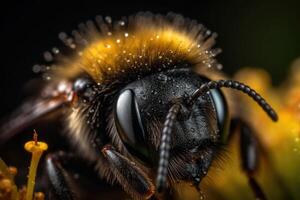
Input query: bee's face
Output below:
<box><xmin>113</xmin><ymin>68</ymin><xmax>229</xmax><ymax>183</ymax></box>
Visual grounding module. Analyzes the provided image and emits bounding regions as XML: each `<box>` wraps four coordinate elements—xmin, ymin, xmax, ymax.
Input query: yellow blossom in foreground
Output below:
<box><xmin>24</xmin><ymin>130</ymin><xmax>48</xmax><ymax>200</ymax></box>
<box><xmin>202</xmin><ymin>60</ymin><xmax>300</xmax><ymax>200</ymax></box>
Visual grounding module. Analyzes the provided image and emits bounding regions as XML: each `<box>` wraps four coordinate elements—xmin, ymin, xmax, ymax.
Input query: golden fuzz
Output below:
<box><xmin>53</xmin><ymin>13</ymin><xmax>221</xmax><ymax>84</ymax></box>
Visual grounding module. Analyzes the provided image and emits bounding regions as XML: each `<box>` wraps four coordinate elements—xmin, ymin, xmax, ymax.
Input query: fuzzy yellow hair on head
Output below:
<box><xmin>40</xmin><ymin>12</ymin><xmax>222</xmax><ymax>85</ymax></box>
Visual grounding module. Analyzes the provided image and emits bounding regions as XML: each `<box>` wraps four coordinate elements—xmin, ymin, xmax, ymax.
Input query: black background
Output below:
<box><xmin>1</xmin><ymin>0</ymin><xmax>300</xmax><ymax>117</ymax></box>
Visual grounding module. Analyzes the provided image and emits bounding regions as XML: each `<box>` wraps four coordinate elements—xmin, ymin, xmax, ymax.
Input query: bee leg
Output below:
<box><xmin>234</xmin><ymin>119</ymin><xmax>267</xmax><ymax>200</ymax></box>
<box><xmin>101</xmin><ymin>145</ymin><xmax>156</xmax><ymax>200</ymax></box>
<box><xmin>45</xmin><ymin>152</ymin><xmax>77</xmax><ymax>200</ymax></box>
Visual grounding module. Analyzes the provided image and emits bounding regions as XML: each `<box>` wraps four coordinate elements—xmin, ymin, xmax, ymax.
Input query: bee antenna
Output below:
<box><xmin>188</xmin><ymin>80</ymin><xmax>278</xmax><ymax>121</ymax></box>
<box><xmin>156</xmin><ymin>103</ymin><xmax>182</xmax><ymax>193</ymax></box>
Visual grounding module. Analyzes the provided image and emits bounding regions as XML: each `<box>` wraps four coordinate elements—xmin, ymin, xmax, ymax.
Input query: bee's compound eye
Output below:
<box><xmin>209</xmin><ymin>89</ymin><xmax>230</xmax><ymax>142</ymax></box>
<box><xmin>73</xmin><ymin>78</ymin><xmax>94</xmax><ymax>101</ymax></box>
<box><xmin>73</xmin><ymin>78</ymin><xmax>92</xmax><ymax>93</ymax></box>
<box><xmin>114</xmin><ymin>89</ymin><xmax>149</xmax><ymax>161</ymax></box>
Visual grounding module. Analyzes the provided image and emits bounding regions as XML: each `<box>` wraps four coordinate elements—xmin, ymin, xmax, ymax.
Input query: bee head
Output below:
<box><xmin>112</xmin><ymin>66</ymin><xmax>277</xmax><ymax>192</ymax></box>
<box><xmin>113</xmin><ymin>68</ymin><xmax>229</xmax><ymax>186</ymax></box>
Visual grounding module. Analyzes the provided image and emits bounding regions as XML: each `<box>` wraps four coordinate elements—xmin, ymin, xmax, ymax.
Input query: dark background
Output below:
<box><xmin>1</xmin><ymin>0</ymin><xmax>300</xmax><ymax>117</ymax></box>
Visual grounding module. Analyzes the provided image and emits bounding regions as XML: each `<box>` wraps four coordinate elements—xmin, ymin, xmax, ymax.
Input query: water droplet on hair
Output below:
<box><xmin>52</xmin><ymin>47</ymin><xmax>60</xmax><ymax>54</ymax></box>
<box><xmin>216</xmin><ymin>64</ymin><xmax>223</xmax><ymax>70</ymax></box>
<box><xmin>119</xmin><ymin>21</ymin><xmax>125</xmax><ymax>26</ymax></box>
<box><xmin>74</xmin><ymin>174</ymin><xmax>80</xmax><ymax>179</ymax></box>
<box><xmin>157</xmin><ymin>74</ymin><xmax>168</xmax><ymax>83</ymax></box>
<box><xmin>32</xmin><ymin>65</ymin><xmax>42</xmax><ymax>73</ymax></box>
<box><xmin>42</xmin><ymin>73</ymin><xmax>51</xmax><ymax>81</ymax></box>
<box><xmin>205</xmin><ymin>30</ymin><xmax>211</xmax><ymax>36</ymax></box>
<box><xmin>141</xmin><ymin>95</ymin><xmax>147</xmax><ymax>100</ymax></box>
<box><xmin>105</xmin><ymin>16</ymin><xmax>112</xmax><ymax>24</ymax></box>
<box><xmin>43</xmin><ymin>51</ymin><xmax>53</xmax><ymax>62</ymax></box>
<box><xmin>124</xmin><ymin>32</ymin><xmax>129</xmax><ymax>37</ymax></box>
<box><xmin>70</xmin><ymin>43</ymin><xmax>76</xmax><ymax>49</ymax></box>
<box><xmin>185</xmin><ymin>84</ymin><xmax>192</xmax><ymax>89</ymax></box>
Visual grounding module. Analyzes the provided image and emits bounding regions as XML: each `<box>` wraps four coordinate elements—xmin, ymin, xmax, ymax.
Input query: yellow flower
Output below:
<box><xmin>24</xmin><ymin>130</ymin><xmax>48</xmax><ymax>200</ymax></box>
<box><xmin>202</xmin><ymin>62</ymin><xmax>300</xmax><ymax>200</ymax></box>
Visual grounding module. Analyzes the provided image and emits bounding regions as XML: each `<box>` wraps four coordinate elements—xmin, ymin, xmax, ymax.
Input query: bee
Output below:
<box><xmin>0</xmin><ymin>12</ymin><xmax>278</xmax><ymax>200</ymax></box>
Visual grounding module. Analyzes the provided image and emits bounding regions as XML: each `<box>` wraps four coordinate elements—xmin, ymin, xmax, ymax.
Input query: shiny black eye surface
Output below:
<box><xmin>114</xmin><ymin>89</ymin><xmax>150</xmax><ymax>162</ymax></box>
<box><xmin>73</xmin><ymin>77</ymin><xmax>95</xmax><ymax>101</ymax></box>
<box><xmin>209</xmin><ymin>89</ymin><xmax>230</xmax><ymax>142</ymax></box>
<box><xmin>73</xmin><ymin>77</ymin><xmax>93</xmax><ymax>92</ymax></box>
